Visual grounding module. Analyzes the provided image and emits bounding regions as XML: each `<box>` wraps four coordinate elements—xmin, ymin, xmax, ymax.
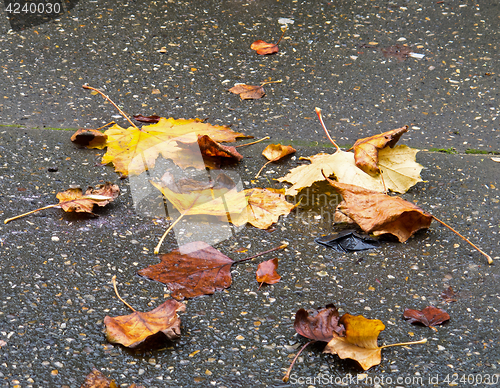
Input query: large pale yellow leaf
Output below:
<box><xmin>278</xmin><ymin>146</ymin><xmax>422</xmax><ymax>195</ymax></box>
<box><xmin>89</xmin><ymin>117</ymin><xmax>250</xmax><ymax>176</ymax></box>
<box><xmin>378</xmin><ymin>145</ymin><xmax>423</xmax><ymax>193</ymax></box>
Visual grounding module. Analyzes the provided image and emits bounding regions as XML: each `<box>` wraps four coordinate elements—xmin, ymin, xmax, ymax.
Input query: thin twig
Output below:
<box><xmin>154</xmin><ymin>213</ymin><xmax>186</xmax><ymax>254</ymax></box>
<box><xmin>235</xmin><ymin>136</ymin><xmax>270</xmax><ymax>148</ymax></box>
<box><xmin>431</xmin><ymin>215</ymin><xmax>493</xmax><ymax>264</ymax></box>
<box><xmin>315</xmin><ymin>107</ymin><xmax>340</xmax><ymax>151</ymax></box>
<box><xmin>111</xmin><ymin>275</ymin><xmax>136</xmax><ymax>312</ymax></box>
<box><xmin>283</xmin><ymin>341</ymin><xmax>315</xmax><ymax>382</ymax></box>
<box><xmin>234</xmin><ymin>243</ymin><xmax>288</xmax><ymax>264</ymax></box>
<box><xmin>260</xmin><ymin>79</ymin><xmax>283</xmax><ymax>87</ymax></box>
<box><xmin>82</xmin><ymin>85</ymin><xmax>139</xmax><ymax>130</ymax></box>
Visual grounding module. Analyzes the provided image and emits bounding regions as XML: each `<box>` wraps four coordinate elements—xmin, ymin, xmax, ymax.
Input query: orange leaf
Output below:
<box><xmin>323</xmin><ymin>313</ymin><xmax>385</xmax><ymax>370</ymax></box>
<box><xmin>138</xmin><ymin>241</ymin><xmax>235</xmax><ymax>299</ymax></box>
<box><xmin>80</xmin><ymin>368</ymin><xmax>118</xmax><ymax>388</ymax></box>
<box><xmin>262</xmin><ymin>144</ymin><xmax>296</xmax><ymax>162</ymax></box>
<box><xmin>229</xmin><ymin>84</ymin><xmax>266</xmax><ymax>100</ymax></box>
<box><xmin>250</xmin><ymin>40</ymin><xmax>279</xmax><ymax>55</ymax></box>
<box><xmin>104</xmin><ymin>299</ymin><xmax>185</xmax><ymax>348</ymax></box>
<box><xmin>326</xmin><ymin>178</ymin><xmax>432</xmax><ymax>242</ymax></box>
<box><xmin>349</xmin><ymin>126</ymin><xmax>408</xmax><ymax>176</ymax></box>
<box><xmin>56</xmin><ymin>182</ymin><xmax>120</xmax><ymax>214</ymax></box>
<box><xmin>256</xmin><ymin>258</ymin><xmax>281</xmax><ymax>286</ymax></box>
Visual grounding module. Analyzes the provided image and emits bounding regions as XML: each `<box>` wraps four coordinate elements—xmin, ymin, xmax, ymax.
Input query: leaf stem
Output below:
<box><xmin>4</xmin><ymin>204</ymin><xmax>60</xmax><ymax>224</ymax></box>
<box><xmin>111</xmin><ymin>275</ymin><xmax>136</xmax><ymax>312</ymax></box>
<box><xmin>234</xmin><ymin>243</ymin><xmax>288</xmax><ymax>264</ymax></box>
<box><xmin>235</xmin><ymin>136</ymin><xmax>270</xmax><ymax>148</ymax></box>
<box><xmin>255</xmin><ymin>160</ymin><xmax>272</xmax><ymax>178</ymax></box>
<box><xmin>260</xmin><ymin>79</ymin><xmax>283</xmax><ymax>87</ymax></box>
<box><xmin>154</xmin><ymin>213</ymin><xmax>186</xmax><ymax>254</ymax></box>
<box><xmin>82</xmin><ymin>85</ymin><xmax>139</xmax><ymax>130</ymax></box>
<box><xmin>283</xmin><ymin>341</ymin><xmax>315</xmax><ymax>382</ymax></box>
<box><xmin>431</xmin><ymin>215</ymin><xmax>493</xmax><ymax>265</ymax></box>
<box><xmin>276</xmin><ymin>26</ymin><xmax>287</xmax><ymax>45</ymax></box>
<box><xmin>379</xmin><ymin>338</ymin><xmax>427</xmax><ymax>349</ymax></box>
<box><xmin>315</xmin><ymin>107</ymin><xmax>340</xmax><ymax>152</ymax></box>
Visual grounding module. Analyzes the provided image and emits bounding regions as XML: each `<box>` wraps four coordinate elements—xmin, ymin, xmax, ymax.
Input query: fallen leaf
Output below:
<box><xmin>315</xmin><ymin>230</ymin><xmax>379</xmax><ymax>253</ymax></box>
<box><xmin>71</xmin><ymin>128</ymin><xmax>107</xmax><ymax>147</ymax></box>
<box><xmin>104</xmin><ymin>299</ymin><xmax>185</xmax><ymax>348</ymax></box>
<box><xmin>174</xmin><ymin>135</ymin><xmax>243</xmax><ymax>169</ymax></box>
<box><xmin>294</xmin><ymin>304</ymin><xmax>345</xmax><ymax>342</ymax></box>
<box><xmin>80</xmin><ymin>368</ymin><xmax>117</xmax><ymax>388</ymax></box>
<box><xmin>138</xmin><ymin>241</ymin><xmax>235</xmax><ymax>299</ymax></box>
<box><xmin>133</xmin><ymin>114</ymin><xmax>162</xmax><ymax>123</ymax></box>
<box><xmin>229</xmin><ymin>84</ymin><xmax>266</xmax><ymax>100</ymax></box>
<box><xmin>231</xmin><ymin>188</ymin><xmax>296</xmax><ymax>229</ymax></box>
<box><xmin>326</xmin><ymin>179</ymin><xmax>432</xmax><ymax>242</ymax></box>
<box><xmin>323</xmin><ymin>313</ymin><xmax>386</xmax><ymax>370</ymax></box>
<box><xmin>151</xmin><ymin>172</ymin><xmax>247</xmax><ymax>218</ymax></box>
<box><xmin>440</xmin><ymin>286</ymin><xmax>458</xmax><ymax>303</ymax></box>
<box><xmin>349</xmin><ymin>126</ymin><xmax>408</xmax><ymax>176</ymax></box>
<box><xmin>256</xmin><ymin>258</ymin><xmax>281</xmax><ymax>287</ymax></box>
<box><xmin>403</xmin><ymin>306</ymin><xmax>450</xmax><ymax>329</ymax></box>
<box><xmin>251</xmin><ymin>40</ymin><xmax>279</xmax><ymax>55</ymax></box>
<box><xmin>262</xmin><ymin>143</ymin><xmax>296</xmax><ymax>162</ymax></box>
<box><xmin>56</xmin><ymin>182</ymin><xmax>120</xmax><ymax>214</ymax></box>
<box><xmin>87</xmin><ymin>117</ymin><xmax>251</xmax><ymax>176</ymax></box>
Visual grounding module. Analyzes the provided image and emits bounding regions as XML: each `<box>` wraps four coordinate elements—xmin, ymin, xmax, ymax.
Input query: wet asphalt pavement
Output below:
<box><xmin>0</xmin><ymin>1</ymin><xmax>500</xmax><ymax>387</ymax></box>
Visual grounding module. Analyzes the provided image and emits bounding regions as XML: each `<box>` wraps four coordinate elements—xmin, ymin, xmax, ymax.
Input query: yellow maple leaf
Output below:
<box><xmin>89</xmin><ymin>117</ymin><xmax>250</xmax><ymax>176</ymax></box>
<box><xmin>231</xmin><ymin>188</ymin><xmax>296</xmax><ymax>229</ymax></box>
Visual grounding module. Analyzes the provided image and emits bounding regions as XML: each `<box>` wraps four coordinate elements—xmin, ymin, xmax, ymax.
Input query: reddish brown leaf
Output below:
<box><xmin>138</xmin><ymin>241</ymin><xmax>235</xmax><ymax>299</ymax></box>
<box><xmin>229</xmin><ymin>84</ymin><xmax>266</xmax><ymax>100</ymax></box>
<box><xmin>251</xmin><ymin>40</ymin><xmax>279</xmax><ymax>55</ymax></box>
<box><xmin>256</xmin><ymin>258</ymin><xmax>281</xmax><ymax>286</ymax></box>
<box><xmin>349</xmin><ymin>126</ymin><xmax>408</xmax><ymax>176</ymax></box>
<box><xmin>80</xmin><ymin>368</ymin><xmax>117</xmax><ymax>388</ymax></box>
<box><xmin>104</xmin><ymin>299</ymin><xmax>185</xmax><ymax>348</ymax></box>
<box><xmin>326</xmin><ymin>179</ymin><xmax>432</xmax><ymax>242</ymax></box>
<box><xmin>403</xmin><ymin>306</ymin><xmax>450</xmax><ymax>328</ymax></box>
<box><xmin>71</xmin><ymin>128</ymin><xmax>107</xmax><ymax>147</ymax></box>
<box><xmin>294</xmin><ymin>304</ymin><xmax>345</xmax><ymax>342</ymax></box>
<box><xmin>440</xmin><ymin>286</ymin><xmax>458</xmax><ymax>303</ymax></box>
<box><xmin>133</xmin><ymin>114</ymin><xmax>161</xmax><ymax>123</ymax></box>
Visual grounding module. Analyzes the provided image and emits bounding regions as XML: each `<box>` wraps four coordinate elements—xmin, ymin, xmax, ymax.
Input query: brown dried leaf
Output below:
<box><xmin>71</xmin><ymin>128</ymin><xmax>108</xmax><ymax>148</ymax></box>
<box><xmin>440</xmin><ymin>286</ymin><xmax>458</xmax><ymax>303</ymax></box>
<box><xmin>138</xmin><ymin>241</ymin><xmax>235</xmax><ymax>299</ymax></box>
<box><xmin>80</xmin><ymin>368</ymin><xmax>117</xmax><ymax>388</ymax></box>
<box><xmin>326</xmin><ymin>178</ymin><xmax>432</xmax><ymax>242</ymax></box>
<box><xmin>294</xmin><ymin>304</ymin><xmax>345</xmax><ymax>343</ymax></box>
<box><xmin>349</xmin><ymin>126</ymin><xmax>408</xmax><ymax>176</ymax></box>
<box><xmin>403</xmin><ymin>306</ymin><xmax>450</xmax><ymax>328</ymax></box>
<box><xmin>256</xmin><ymin>258</ymin><xmax>281</xmax><ymax>286</ymax></box>
<box><xmin>250</xmin><ymin>40</ymin><xmax>279</xmax><ymax>55</ymax></box>
<box><xmin>104</xmin><ymin>299</ymin><xmax>185</xmax><ymax>348</ymax></box>
<box><xmin>323</xmin><ymin>313</ymin><xmax>385</xmax><ymax>370</ymax></box>
<box><xmin>229</xmin><ymin>84</ymin><xmax>266</xmax><ymax>100</ymax></box>
<box><xmin>133</xmin><ymin>114</ymin><xmax>161</xmax><ymax>123</ymax></box>
<box><xmin>57</xmin><ymin>182</ymin><xmax>120</xmax><ymax>214</ymax></box>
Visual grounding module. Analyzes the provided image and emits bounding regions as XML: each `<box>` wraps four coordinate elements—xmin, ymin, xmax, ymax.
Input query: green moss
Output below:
<box><xmin>465</xmin><ymin>148</ymin><xmax>500</xmax><ymax>155</ymax></box>
<box><xmin>0</xmin><ymin>124</ymin><xmax>76</xmax><ymax>131</ymax></box>
<box><xmin>428</xmin><ymin>147</ymin><xmax>457</xmax><ymax>154</ymax></box>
